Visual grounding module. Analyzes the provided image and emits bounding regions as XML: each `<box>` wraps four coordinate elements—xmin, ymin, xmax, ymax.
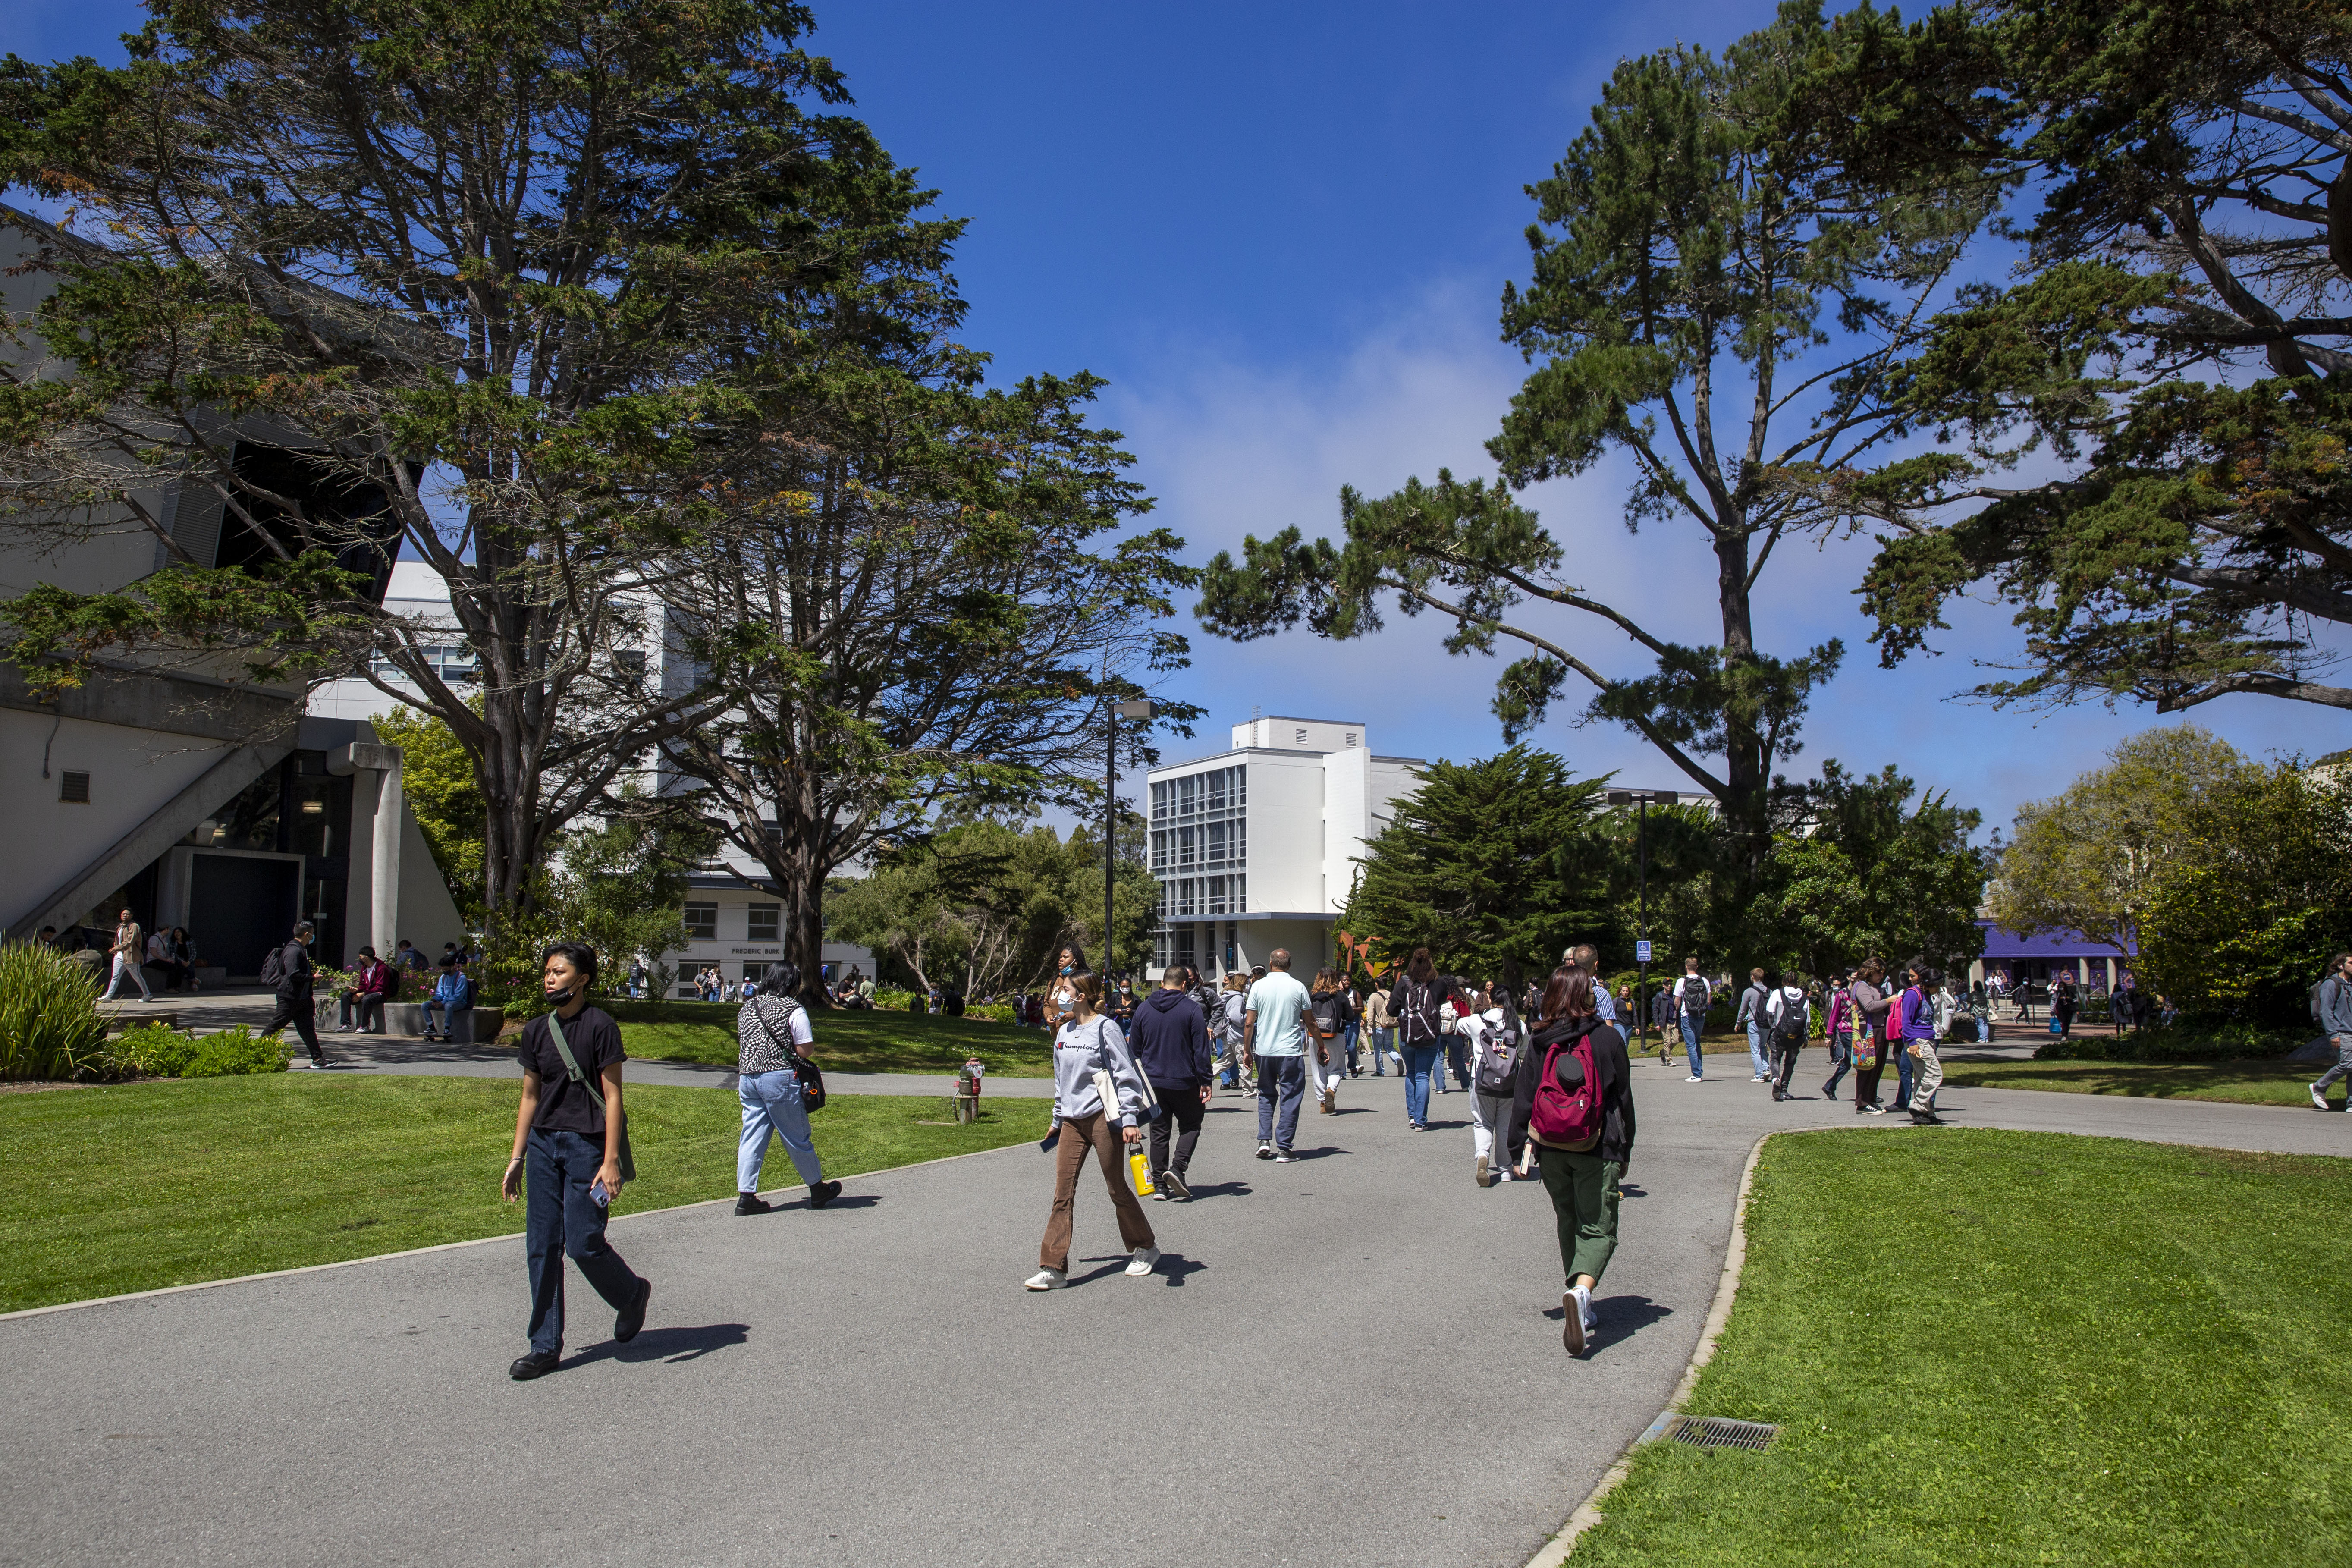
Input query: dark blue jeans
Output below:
<box><xmin>524</xmin><ymin>1127</ymin><xmax>642</xmax><ymax>1356</ymax></box>
<box><xmin>1256</xmin><ymin>1054</ymin><xmax>1306</xmax><ymax>1149</ymax></box>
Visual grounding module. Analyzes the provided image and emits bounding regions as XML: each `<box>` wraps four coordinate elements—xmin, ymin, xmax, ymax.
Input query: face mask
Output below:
<box><xmin>1060</xmin><ymin>963</ymin><xmax>1073</xmax><ymax>975</ymax></box>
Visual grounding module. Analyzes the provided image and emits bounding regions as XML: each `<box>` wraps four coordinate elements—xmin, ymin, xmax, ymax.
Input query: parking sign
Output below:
<box><xmin>1635</xmin><ymin>940</ymin><xmax>1653</xmax><ymax>963</ymax></box>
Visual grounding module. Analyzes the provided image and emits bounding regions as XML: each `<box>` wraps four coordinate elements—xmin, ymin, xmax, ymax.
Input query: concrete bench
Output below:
<box><xmin>383</xmin><ymin>1002</ymin><xmax>507</xmax><ymax>1043</ymax></box>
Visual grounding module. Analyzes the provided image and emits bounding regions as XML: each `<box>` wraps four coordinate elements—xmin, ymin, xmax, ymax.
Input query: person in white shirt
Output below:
<box><xmin>1762</xmin><ymin>971</ymin><xmax>1812</xmax><ymax>1101</ymax></box>
<box><xmin>1241</xmin><ymin>949</ymin><xmax>1316</xmax><ymax>1161</ymax></box>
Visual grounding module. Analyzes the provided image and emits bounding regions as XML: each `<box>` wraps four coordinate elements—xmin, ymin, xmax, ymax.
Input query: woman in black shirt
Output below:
<box><xmin>500</xmin><ymin>942</ymin><xmax>651</xmax><ymax>1380</ymax></box>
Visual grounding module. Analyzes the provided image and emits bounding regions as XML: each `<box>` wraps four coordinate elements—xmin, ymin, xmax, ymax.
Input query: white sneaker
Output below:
<box><xmin>1024</xmin><ymin>1268</ymin><xmax>1066</xmax><ymax>1291</ymax></box>
<box><xmin>1685</xmin><ymin>1074</ymin><xmax>1703</xmax><ymax>1083</ymax></box>
<box><xmin>2313</xmin><ymin>1084</ymin><xmax>2331</xmax><ymax>1111</ymax></box>
<box><xmin>1125</xmin><ymin>1247</ymin><xmax>1160</xmax><ymax>1277</ymax></box>
<box><xmin>1750</xmin><ymin>1074</ymin><xmax>1766</xmax><ymax>1082</ymax></box>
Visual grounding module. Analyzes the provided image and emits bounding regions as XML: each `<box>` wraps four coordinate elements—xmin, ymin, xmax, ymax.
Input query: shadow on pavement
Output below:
<box><xmin>1068</xmin><ymin>1256</ymin><xmax>1141</xmax><ymax>1287</ymax></box>
<box><xmin>1181</xmin><ymin>1181</ymin><xmax>1252</xmax><ymax>1200</ymax></box>
<box><xmin>572</xmin><ymin>1322</ymin><xmax>751</xmax><ymax>1367</ymax></box>
<box><xmin>1539</xmin><ymin>1295</ymin><xmax>1673</xmax><ymax>1356</ymax></box>
<box><xmin>1277</xmin><ymin>1146</ymin><xmax>1349</xmax><ymax>1160</ymax></box>
<box><xmin>1152</xmin><ymin>1252</ymin><xmax>1208</xmax><ymax>1286</ymax></box>
<box><xmin>811</xmin><ymin>1193</ymin><xmax>881</xmax><ymax>1211</ymax></box>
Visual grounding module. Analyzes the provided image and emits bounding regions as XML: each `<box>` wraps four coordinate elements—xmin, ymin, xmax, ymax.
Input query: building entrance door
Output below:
<box><xmin>190</xmin><ymin>853</ymin><xmax>302</xmax><ymax>977</ymax></box>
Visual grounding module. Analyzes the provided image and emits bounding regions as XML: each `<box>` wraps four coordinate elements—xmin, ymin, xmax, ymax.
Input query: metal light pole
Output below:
<box><xmin>1109</xmin><ymin>697</ymin><xmax>1155</xmax><ymax>976</ymax></box>
<box><xmin>1608</xmin><ymin>788</ymin><xmax>1677</xmax><ymax>1062</ymax></box>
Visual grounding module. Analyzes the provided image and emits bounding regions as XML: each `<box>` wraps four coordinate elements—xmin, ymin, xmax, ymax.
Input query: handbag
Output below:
<box><xmin>545</xmin><ymin>1009</ymin><xmax>636</xmax><ymax>1182</ymax></box>
<box><xmin>2047</xmin><ymin>1016</ymin><xmax>2064</xmax><ymax>1036</ymax></box>
<box><xmin>749</xmin><ymin>996</ymin><xmax>827</xmax><ymax>1111</ymax></box>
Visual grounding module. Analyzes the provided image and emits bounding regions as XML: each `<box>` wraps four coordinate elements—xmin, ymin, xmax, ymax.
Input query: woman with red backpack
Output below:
<box><xmin>1506</xmin><ymin>967</ymin><xmax>1636</xmax><ymax>1358</ymax></box>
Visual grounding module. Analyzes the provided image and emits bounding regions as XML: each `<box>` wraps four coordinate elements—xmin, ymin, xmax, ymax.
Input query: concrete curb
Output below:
<box><xmin>1524</xmin><ymin>1129</ymin><xmax>1774</xmax><ymax>1568</ymax></box>
<box><xmin>0</xmin><ymin>1137</ymin><xmax>1033</xmax><ymax>1324</ymax></box>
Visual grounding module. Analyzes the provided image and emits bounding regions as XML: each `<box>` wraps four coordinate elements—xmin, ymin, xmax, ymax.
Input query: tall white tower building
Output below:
<box><xmin>1145</xmin><ymin>716</ymin><xmax>1424</xmax><ymax>977</ymax></box>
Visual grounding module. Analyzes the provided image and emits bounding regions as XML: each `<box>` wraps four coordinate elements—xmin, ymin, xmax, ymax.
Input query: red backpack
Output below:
<box><xmin>1529</xmin><ymin>1032</ymin><xmax>1605</xmax><ymax>1151</ymax></box>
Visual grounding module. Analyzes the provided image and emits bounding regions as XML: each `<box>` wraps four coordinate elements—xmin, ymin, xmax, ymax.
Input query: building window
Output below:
<box><xmin>1177</xmin><ymin>826</ymin><xmax>1196</xmax><ymax>867</ymax></box>
<box><xmin>684</xmin><ymin>902</ymin><xmax>718</xmax><ymax>939</ymax></box>
<box><xmin>1344</xmin><ymin>732</ymin><xmax>1356</xmax><ymax>747</ymax></box>
<box><xmin>1295</xmin><ymin>728</ymin><xmax>1308</xmax><ymax>742</ymax></box>
<box><xmin>747</xmin><ymin>904</ymin><xmax>779</xmax><ymax>941</ymax></box>
<box><xmin>58</xmin><ymin>770</ymin><xmax>91</xmax><ymax>804</ymax></box>
<box><xmin>743</xmin><ymin>961</ymin><xmax>769</xmax><ymax>982</ymax></box>
<box><xmin>1232</xmin><ymin>874</ymin><xmax>1246</xmax><ymax>911</ymax></box>
<box><xmin>1151</xmin><ymin>779</ymin><xmax>1168</xmax><ymax>821</ymax></box>
<box><xmin>1151</xmin><ymin>830</ymin><xmax>1167</xmax><ymax>872</ymax></box>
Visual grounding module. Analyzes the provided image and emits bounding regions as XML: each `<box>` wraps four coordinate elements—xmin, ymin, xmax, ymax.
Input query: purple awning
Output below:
<box><xmin>1975</xmin><ymin>919</ymin><xmax>2136</xmax><ymax>959</ymax></box>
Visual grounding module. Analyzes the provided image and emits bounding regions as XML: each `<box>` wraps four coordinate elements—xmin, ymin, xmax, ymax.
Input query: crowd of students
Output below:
<box><xmin>491</xmin><ymin>934</ymin><xmax>2003</xmax><ymax>1379</ymax></box>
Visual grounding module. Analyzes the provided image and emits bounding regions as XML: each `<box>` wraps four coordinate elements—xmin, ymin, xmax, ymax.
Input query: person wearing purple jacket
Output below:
<box><xmin>1130</xmin><ymin>970</ymin><xmax>1215</xmax><ymax>1199</ymax></box>
<box><xmin>1899</xmin><ymin>959</ymin><xmax>1946</xmax><ymax>1126</ymax></box>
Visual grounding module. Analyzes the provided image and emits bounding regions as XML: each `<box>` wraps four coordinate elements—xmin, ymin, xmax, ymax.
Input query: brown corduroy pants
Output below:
<box><xmin>1039</xmin><ymin>1110</ymin><xmax>1156</xmax><ymax>1272</ymax></box>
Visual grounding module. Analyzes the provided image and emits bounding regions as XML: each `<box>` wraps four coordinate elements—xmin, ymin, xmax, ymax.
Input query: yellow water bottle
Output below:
<box><xmin>1129</xmin><ymin>1146</ymin><xmax>1156</xmax><ymax>1196</ymax></box>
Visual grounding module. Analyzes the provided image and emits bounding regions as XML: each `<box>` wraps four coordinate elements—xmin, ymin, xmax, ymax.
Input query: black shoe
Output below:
<box><xmin>614</xmin><ymin>1277</ymin><xmax>651</xmax><ymax>1344</ymax></box>
<box><xmin>1771</xmin><ymin>1087</ymin><xmax>1784</xmax><ymax>1101</ymax></box>
<box><xmin>807</xmin><ymin>1179</ymin><xmax>844</xmax><ymax>1209</ymax></box>
<box><xmin>734</xmin><ymin>1192</ymin><xmax>772</xmax><ymax>1216</ymax></box>
<box><xmin>509</xmin><ymin>1350</ymin><xmax>561</xmax><ymax>1381</ymax></box>
<box><xmin>1161</xmin><ymin>1168</ymin><xmax>1192</xmax><ymax>1200</ymax></box>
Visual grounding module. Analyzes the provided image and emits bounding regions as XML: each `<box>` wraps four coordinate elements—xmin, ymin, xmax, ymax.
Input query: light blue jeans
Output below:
<box><xmin>1679</xmin><ymin>1015</ymin><xmax>1703</xmax><ymax>1077</ymax></box>
<box><xmin>1746</xmin><ymin>1021</ymin><xmax>1770</xmax><ymax>1079</ymax></box>
<box><xmin>738</xmin><ymin>1068</ymin><xmax>823</xmax><ymax>1193</ymax></box>
<box><xmin>1401</xmin><ymin>1043</ymin><xmax>1442</xmax><ymax>1125</ymax></box>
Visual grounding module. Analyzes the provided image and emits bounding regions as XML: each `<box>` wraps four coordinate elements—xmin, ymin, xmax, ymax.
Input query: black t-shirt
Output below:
<box><xmin>516</xmin><ymin>1006</ymin><xmax>627</xmax><ymax>1136</ymax></box>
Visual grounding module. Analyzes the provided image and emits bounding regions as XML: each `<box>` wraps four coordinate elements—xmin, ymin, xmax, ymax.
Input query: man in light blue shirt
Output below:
<box><xmin>1242</xmin><ymin>949</ymin><xmax>1314</xmax><ymax>1161</ymax></box>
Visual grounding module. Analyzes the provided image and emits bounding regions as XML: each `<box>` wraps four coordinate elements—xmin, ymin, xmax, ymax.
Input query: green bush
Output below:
<box><xmin>2035</xmin><ymin>1020</ymin><xmax>2310</xmax><ymax>1062</ymax></box>
<box><xmin>0</xmin><ymin>941</ymin><xmax>107</xmax><ymax>1081</ymax></box>
<box><xmin>182</xmin><ymin>1026</ymin><xmax>291</xmax><ymax>1077</ymax></box>
<box><xmin>106</xmin><ymin>1021</ymin><xmax>201</xmax><ymax>1078</ymax></box>
<box><xmin>104</xmin><ymin>1022</ymin><xmax>289</xmax><ymax>1078</ymax></box>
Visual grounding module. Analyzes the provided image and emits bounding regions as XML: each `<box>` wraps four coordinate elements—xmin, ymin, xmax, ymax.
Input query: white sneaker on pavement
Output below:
<box><xmin>1024</xmin><ymin>1268</ymin><xmax>1066</xmax><ymax>1291</ymax></box>
<box><xmin>2313</xmin><ymin>1084</ymin><xmax>2331</xmax><ymax>1111</ymax></box>
<box><xmin>1685</xmin><ymin>1074</ymin><xmax>1703</xmax><ymax>1083</ymax></box>
<box><xmin>1125</xmin><ymin>1247</ymin><xmax>1160</xmax><ymax>1277</ymax></box>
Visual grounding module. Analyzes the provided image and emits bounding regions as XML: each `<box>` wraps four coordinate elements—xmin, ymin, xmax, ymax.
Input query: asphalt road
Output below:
<box><xmin>2</xmin><ymin>1065</ymin><xmax>2342</xmax><ymax>1568</ymax></box>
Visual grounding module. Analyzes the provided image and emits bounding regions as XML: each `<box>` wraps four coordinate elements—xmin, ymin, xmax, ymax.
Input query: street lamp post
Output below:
<box><xmin>1109</xmin><ymin>697</ymin><xmax>1155</xmax><ymax>977</ymax></box>
<box><xmin>1606</xmin><ymin>788</ymin><xmax>1678</xmax><ymax>1062</ymax></box>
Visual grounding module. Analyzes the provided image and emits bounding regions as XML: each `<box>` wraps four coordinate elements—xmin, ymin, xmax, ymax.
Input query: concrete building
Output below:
<box><xmin>1145</xmin><ymin>715</ymin><xmax>1425</xmax><ymax>978</ymax></box>
<box><xmin>0</xmin><ymin>209</ymin><xmax>464</xmax><ymax>974</ymax></box>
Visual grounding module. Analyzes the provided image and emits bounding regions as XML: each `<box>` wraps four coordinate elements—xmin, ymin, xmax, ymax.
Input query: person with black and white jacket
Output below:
<box><xmin>733</xmin><ymin>961</ymin><xmax>843</xmax><ymax>1215</ymax></box>
<box><xmin>1028</xmin><ymin>973</ymin><xmax>1159</xmax><ymax>1289</ymax></box>
<box><xmin>1761</xmin><ymin>971</ymin><xmax>1811</xmax><ymax>1101</ymax></box>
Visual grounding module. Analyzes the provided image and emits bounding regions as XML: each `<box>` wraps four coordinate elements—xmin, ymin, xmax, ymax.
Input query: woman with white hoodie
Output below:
<box><xmin>1027</xmin><ymin>972</ymin><xmax>1159</xmax><ymax>1290</ymax></box>
<box><xmin>1464</xmin><ymin>991</ymin><xmax>1529</xmax><ymax>1187</ymax></box>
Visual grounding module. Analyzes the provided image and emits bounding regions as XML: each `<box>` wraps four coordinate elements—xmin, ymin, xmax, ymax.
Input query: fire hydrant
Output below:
<box><xmin>954</xmin><ymin>1057</ymin><xmax>984</xmax><ymax>1123</ymax></box>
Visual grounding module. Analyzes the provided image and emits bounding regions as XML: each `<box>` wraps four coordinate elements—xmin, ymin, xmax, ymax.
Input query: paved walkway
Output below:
<box><xmin>2</xmin><ymin>1063</ymin><xmax>2342</xmax><ymax>1567</ymax></box>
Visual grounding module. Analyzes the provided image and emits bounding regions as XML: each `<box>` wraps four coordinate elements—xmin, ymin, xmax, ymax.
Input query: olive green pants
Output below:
<box><xmin>1536</xmin><ymin>1145</ymin><xmax>1623</xmax><ymax>1287</ymax></box>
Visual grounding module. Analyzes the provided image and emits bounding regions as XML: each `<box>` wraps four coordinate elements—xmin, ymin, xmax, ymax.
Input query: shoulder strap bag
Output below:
<box><xmin>748</xmin><ymin>995</ymin><xmax>827</xmax><ymax>1111</ymax></box>
<box><xmin>1088</xmin><ymin>1016</ymin><xmax>1158</xmax><ymax>1123</ymax></box>
<box><xmin>545</xmin><ymin>1010</ymin><xmax>637</xmax><ymax>1182</ymax></box>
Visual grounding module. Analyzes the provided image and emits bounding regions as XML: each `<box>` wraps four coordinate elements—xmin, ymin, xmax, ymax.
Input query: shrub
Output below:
<box><xmin>182</xmin><ymin>1026</ymin><xmax>290</xmax><ymax>1077</ymax></box>
<box><xmin>0</xmin><ymin>941</ymin><xmax>107</xmax><ymax>1081</ymax></box>
<box><xmin>2035</xmin><ymin>1020</ymin><xmax>2310</xmax><ymax>1062</ymax></box>
<box><xmin>106</xmin><ymin>1021</ymin><xmax>201</xmax><ymax>1078</ymax></box>
<box><xmin>104</xmin><ymin>1023</ymin><xmax>289</xmax><ymax>1078</ymax></box>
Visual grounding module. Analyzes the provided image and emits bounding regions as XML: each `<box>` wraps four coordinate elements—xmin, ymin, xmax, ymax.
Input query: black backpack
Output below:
<box><xmin>260</xmin><ymin>942</ymin><xmax>290</xmax><ymax>986</ymax></box>
<box><xmin>1769</xmin><ymin>987</ymin><xmax>1807</xmax><ymax>1046</ymax></box>
<box><xmin>1678</xmin><ymin>975</ymin><xmax>1709</xmax><ymax>1014</ymax></box>
<box><xmin>1472</xmin><ymin>1013</ymin><xmax>1525</xmax><ymax>1096</ymax></box>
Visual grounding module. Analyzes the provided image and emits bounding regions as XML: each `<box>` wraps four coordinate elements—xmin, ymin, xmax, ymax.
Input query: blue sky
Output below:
<box><xmin>7</xmin><ymin>0</ymin><xmax>2339</xmax><ymax>836</ymax></box>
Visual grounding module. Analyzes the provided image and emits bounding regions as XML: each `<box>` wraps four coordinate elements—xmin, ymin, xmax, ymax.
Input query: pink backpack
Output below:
<box><xmin>1530</xmin><ymin>1034</ymin><xmax>1605</xmax><ymax>1151</ymax></box>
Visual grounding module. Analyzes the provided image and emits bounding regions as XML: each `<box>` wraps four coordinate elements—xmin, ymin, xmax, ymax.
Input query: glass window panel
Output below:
<box><xmin>683</xmin><ymin>902</ymin><xmax>718</xmax><ymax>939</ymax></box>
<box><xmin>747</xmin><ymin>904</ymin><xmax>779</xmax><ymax>941</ymax></box>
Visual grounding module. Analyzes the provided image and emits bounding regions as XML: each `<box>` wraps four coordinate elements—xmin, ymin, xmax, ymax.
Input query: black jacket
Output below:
<box><xmin>1506</xmin><ymin>1014</ymin><xmax>1636</xmax><ymax>1171</ymax></box>
<box><xmin>1129</xmin><ymin>987</ymin><xmax>1213</xmax><ymax>1085</ymax></box>
<box><xmin>274</xmin><ymin>939</ymin><xmax>314</xmax><ymax>1002</ymax></box>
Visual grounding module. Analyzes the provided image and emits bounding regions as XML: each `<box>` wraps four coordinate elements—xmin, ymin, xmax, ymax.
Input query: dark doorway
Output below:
<box><xmin>190</xmin><ymin>855</ymin><xmax>301</xmax><ymax>978</ymax></box>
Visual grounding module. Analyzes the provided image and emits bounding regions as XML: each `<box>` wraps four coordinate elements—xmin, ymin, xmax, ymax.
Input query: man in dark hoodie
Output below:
<box><xmin>1132</xmin><ymin>970</ymin><xmax>1215</xmax><ymax>1200</ymax></box>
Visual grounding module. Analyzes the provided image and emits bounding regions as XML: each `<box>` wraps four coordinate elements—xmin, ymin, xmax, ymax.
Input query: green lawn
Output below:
<box><xmin>611</xmin><ymin>999</ymin><xmax>1055</xmax><ymax>1078</ymax></box>
<box><xmin>0</xmin><ymin>1075</ymin><xmax>1049</xmax><ymax>1313</ymax></box>
<box><xmin>1937</xmin><ymin>1057</ymin><xmax>2321</xmax><ymax>1109</ymax></box>
<box><xmin>1571</xmin><ymin>1129</ymin><xmax>2352</xmax><ymax>1566</ymax></box>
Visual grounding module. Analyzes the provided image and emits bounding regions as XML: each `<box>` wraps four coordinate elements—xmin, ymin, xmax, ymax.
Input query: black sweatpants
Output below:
<box><xmin>263</xmin><ymin>992</ymin><xmax>323</xmax><ymax>1063</ymax></box>
<box><xmin>1148</xmin><ymin>1077</ymin><xmax>1207</xmax><ymax>1177</ymax></box>
<box><xmin>1771</xmin><ymin>1036</ymin><xmax>1804</xmax><ymax>1094</ymax></box>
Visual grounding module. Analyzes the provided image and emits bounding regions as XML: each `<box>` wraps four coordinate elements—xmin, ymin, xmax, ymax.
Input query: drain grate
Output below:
<box><xmin>1661</xmin><ymin>1415</ymin><xmax>1781</xmax><ymax>1451</ymax></box>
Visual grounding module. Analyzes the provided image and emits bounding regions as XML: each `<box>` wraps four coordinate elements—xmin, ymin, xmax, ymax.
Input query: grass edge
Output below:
<box><xmin>0</xmin><ymin>1131</ymin><xmax>1035</xmax><ymax>1325</ymax></box>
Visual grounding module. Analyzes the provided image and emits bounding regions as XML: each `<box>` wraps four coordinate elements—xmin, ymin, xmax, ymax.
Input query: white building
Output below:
<box><xmin>312</xmin><ymin>564</ymin><xmax>870</xmax><ymax>996</ymax></box>
<box><xmin>1146</xmin><ymin>715</ymin><xmax>1424</xmax><ymax>978</ymax></box>
<box><xmin>0</xmin><ymin>208</ymin><xmax>465</xmax><ymax>973</ymax></box>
